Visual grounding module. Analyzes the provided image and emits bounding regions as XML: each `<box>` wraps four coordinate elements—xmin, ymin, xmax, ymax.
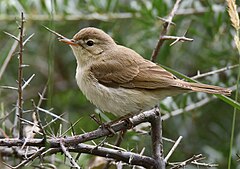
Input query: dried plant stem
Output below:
<box><xmin>226</xmin><ymin>0</ymin><xmax>240</xmax><ymax>169</ymax></box>
<box><xmin>18</xmin><ymin>12</ymin><xmax>25</xmax><ymax>139</ymax></box>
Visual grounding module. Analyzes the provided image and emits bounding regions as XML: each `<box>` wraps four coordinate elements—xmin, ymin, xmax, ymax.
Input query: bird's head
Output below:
<box><xmin>60</xmin><ymin>27</ymin><xmax>116</xmax><ymax>67</ymax></box>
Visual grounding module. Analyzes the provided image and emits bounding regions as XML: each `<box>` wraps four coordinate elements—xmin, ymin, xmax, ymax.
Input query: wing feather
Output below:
<box><xmin>90</xmin><ymin>45</ymin><xmax>188</xmax><ymax>90</ymax></box>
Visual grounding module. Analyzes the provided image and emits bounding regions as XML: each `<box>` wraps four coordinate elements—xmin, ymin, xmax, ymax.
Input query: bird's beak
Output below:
<box><xmin>59</xmin><ymin>38</ymin><xmax>78</xmax><ymax>46</ymax></box>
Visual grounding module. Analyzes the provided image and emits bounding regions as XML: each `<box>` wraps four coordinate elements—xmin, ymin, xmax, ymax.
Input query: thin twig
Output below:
<box><xmin>22</xmin><ymin>74</ymin><xmax>35</xmax><ymax>90</ymax></box>
<box><xmin>60</xmin><ymin>140</ymin><xmax>81</xmax><ymax>169</ymax></box>
<box><xmin>4</xmin><ymin>31</ymin><xmax>20</xmax><ymax>42</ymax></box>
<box><xmin>103</xmin><ymin>129</ymin><xmax>127</xmax><ymax>169</ymax></box>
<box><xmin>60</xmin><ymin>118</ymin><xmax>82</xmax><ymax>137</ymax></box>
<box><xmin>161</xmin><ymin>35</ymin><xmax>193</xmax><ymax>46</ymax></box>
<box><xmin>18</xmin><ymin>12</ymin><xmax>25</xmax><ymax>139</ymax></box>
<box><xmin>23</xmin><ymin>33</ymin><xmax>34</xmax><ymax>46</ymax></box>
<box><xmin>37</xmin><ymin>107</ymin><xmax>68</xmax><ymax>123</ymax></box>
<box><xmin>162</xmin><ymin>96</ymin><xmax>214</xmax><ymax>121</ymax></box>
<box><xmin>37</xmin><ymin>85</ymin><xmax>47</xmax><ymax>107</ymax></box>
<box><xmin>169</xmin><ymin>154</ymin><xmax>203</xmax><ymax>169</ymax></box>
<box><xmin>0</xmin><ymin>86</ymin><xmax>18</xmax><ymax>90</ymax></box>
<box><xmin>12</xmin><ymin>147</ymin><xmax>45</xmax><ymax>169</ymax></box>
<box><xmin>164</xmin><ymin>136</ymin><xmax>183</xmax><ymax>162</ymax></box>
<box><xmin>191</xmin><ymin>161</ymin><xmax>218</xmax><ymax>167</ymax></box>
<box><xmin>192</xmin><ymin>64</ymin><xmax>239</xmax><ymax>80</ymax></box>
<box><xmin>32</xmin><ymin>100</ymin><xmax>47</xmax><ymax>139</ymax></box>
<box><xmin>151</xmin><ymin>0</ymin><xmax>182</xmax><ymax>62</ymax></box>
<box><xmin>40</xmin><ymin>143</ymin><xmax>156</xmax><ymax>168</ymax></box>
<box><xmin>43</xmin><ymin>25</ymin><xmax>67</xmax><ymax>40</ymax></box>
<box><xmin>73</xmin><ymin>143</ymin><xmax>156</xmax><ymax>168</ymax></box>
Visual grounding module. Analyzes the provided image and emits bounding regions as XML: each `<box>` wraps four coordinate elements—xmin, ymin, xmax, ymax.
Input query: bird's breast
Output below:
<box><xmin>75</xmin><ymin>66</ymin><xmax>161</xmax><ymax>116</ymax></box>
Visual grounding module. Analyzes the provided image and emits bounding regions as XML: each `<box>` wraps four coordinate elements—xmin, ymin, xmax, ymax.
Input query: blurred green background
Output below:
<box><xmin>0</xmin><ymin>0</ymin><xmax>239</xmax><ymax>168</ymax></box>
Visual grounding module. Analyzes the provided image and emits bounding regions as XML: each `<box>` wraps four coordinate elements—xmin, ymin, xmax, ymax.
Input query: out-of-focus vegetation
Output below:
<box><xmin>0</xmin><ymin>0</ymin><xmax>239</xmax><ymax>168</ymax></box>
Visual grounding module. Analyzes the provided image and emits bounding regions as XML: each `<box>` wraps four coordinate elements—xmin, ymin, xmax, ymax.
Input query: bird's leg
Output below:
<box><xmin>90</xmin><ymin>113</ymin><xmax>116</xmax><ymax>135</ymax></box>
<box><xmin>90</xmin><ymin>114</ymin><xmax>103</xmax><ymax>126</ymax></box>
<box><xmin>122</xmin><ymin>117</ymin><xmax>134</xmax><ymax>129</ymax></box>
<box><xmin>90</xmin><ymin>113</ymin><xmax>134</xmax><ymax>135</ymax></box>
<box><xmin>100</xmin><ymin>114</ymin><xmax>132</xmax><ymax>136</ymax></box>
<box><xmin>105</xmin><ymin>113</ymin><xmax>134</xmax><ymax>129</ymax></box>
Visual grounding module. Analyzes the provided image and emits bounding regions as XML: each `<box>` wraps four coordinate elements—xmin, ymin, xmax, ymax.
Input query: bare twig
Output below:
<box><xmin>22</xmin><ymin>74</ymin><xmax>35</xmax><ymax>90</ymax></box>
<box><xmin>39</xmin><ymin>143</ymin><xmax>156</xmax><ymax>168</ymax></box>
<box><xmin>18</xmin><ymin>12</ymin><xmax>25</xmax><ymax>139</ymax></box>
<box><xmin>60</xmin><ymin>118</ymin><xmax>82</xmax><ymax>137</ymax></box>
<box><xmin>37</xmin><ymin>107</ymin><xmax>68</xmax><ymax>123</ymax></box>
<box><xmin>4</xmin><ymin>31</ymin><xmax>20</xmax><ymax>42</ymax></box>
<box><xmin>60</xmin><ymin>140</ymin><xmax>81</xmax><ymax>169</ymax></box>
<box><xmin>192</xmin><ymin>64</ymin><xmax>239</xmax><ymax>80</ymax></box>
<box><xmin>10</xmin><ymin>147</ymin><xmax>45</xmax><ymax>169</ymax></box>
<box><xmin>43</xmin><ymin>25</ymin><xmax>67</xmax><ymax>40</ymax></box>
<box><xmin>0</xmin><ymin>86</ymin><xmax>18</xmax><ymax>90</ymax></box>
<box><xmin>23</xmin><ymin>33</ymin><xmax>34</xmax><ymax>46</ymax></box>
<box><xmin>151</xmin><ymin>0</ymin><xmax>182</xmax><ymax>62</ymax></box>
<box><xmin>0</xmin><ymin>108</ymin><xmax>159</xmax><ymax>147</ymax></box>
<box><xmin>37</xmin><ymin>85</ymin><xmax>47</xmax><ymax>107</ymax></box>
<box><xmin>103</xmin><ymin>130</ymin><xmax>127</xmax><ymax>169</ymax></box>
<box><xmin>32</xmin><ymin>100</ymin><xmax>46</xmax><ymax>139</ymax></box>
<box><xmin>164</xmin><ymin>136</ymin><xmax>183</xmax><ymax>162</ymax></box>
<box><xmin>73</xmin><ymin>143</ymin><xmax>156</xmax><ymax>168</ymax></box>
<box><xmin>191</xmin><ymin>161</ymin><xmax>218</xmax><ymax>167</ymax></box>
<box><xmin>161</xmin><ymin>35</ymin><xmax>193</xmax><ymax>46</ymax></box>
<box><xmin>162</xmin><ymin>97</ymin><xmax>214</xmax><ymax>121</ymax></box>
<box><xmin>169</xmin><ymin>154</ymin><xmax>203</xmax><ymax>169</ymax></box>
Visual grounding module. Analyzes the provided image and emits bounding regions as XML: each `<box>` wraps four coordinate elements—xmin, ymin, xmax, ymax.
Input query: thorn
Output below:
<box><xmin>157</xmin><ymin>16</ymin><xmax>176</xmax><ymax>26</ymax></box>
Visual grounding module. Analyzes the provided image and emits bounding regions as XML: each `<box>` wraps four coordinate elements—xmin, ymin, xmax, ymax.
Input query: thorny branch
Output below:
<box><xmin>151</xmin><ymin>0</ymin><xmax>183</xmax><ymax>62</ymax></box>
<box><xmin>17</xmin><ymin>12</ymin><xmax>25</xmax><ymax>139</ymax></box>
<box><xmin>168</xmin><ymin>154</ymin><xmax>218</xmax><ymax>169</ymax></box>
<box><xmin>0</xmin><ymin>108</ymin><xmax>159</xmax><ymax>147</ymax></box>
<box><xmin>60</xmin><ymin>140</ymin><xmax>81</xmax><ymax>169</ymax></box>
<box><xmin>0</xmin><ymin>110</ymin><xmax>159</xmax><ymax>168</ymax></box>
<box><xmin>0</xmin><ymin>107</ymin><xmax>217</xmax><ymax>168</ymax></box>
<box><xmin>192</xmin><ymin>64</ymin><xmax>239</xmax><ymax>79</ymax></box>
<box><xmin>39</xmin><ymin>143</ymin><xmax>156</xmax><ymax>168</ymax></box>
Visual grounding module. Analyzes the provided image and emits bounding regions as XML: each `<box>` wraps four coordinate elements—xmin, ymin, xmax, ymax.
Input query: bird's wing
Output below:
<box><xmin>90</xmin><ymin>49</ymin><xmax>139</xmax><ymax>87</ymax></box>
<box><xmin>121</xmin><ymin>59</ymin><xmax>191</xmax><ymax>89</ymax></box>
<box><xmin>90</xmin><ymin>46</ymin><xmax>190</xmax><ymax>90</ymax></box>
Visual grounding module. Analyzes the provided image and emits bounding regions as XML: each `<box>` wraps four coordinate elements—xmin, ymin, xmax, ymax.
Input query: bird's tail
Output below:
<box><xmin>189</xmin><ymin>82</ymin><xmax>232</xmax><ymax>96</ymax></box>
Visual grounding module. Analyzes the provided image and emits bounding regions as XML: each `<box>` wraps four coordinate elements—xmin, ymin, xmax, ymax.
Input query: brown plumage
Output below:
<box><xmin>60</xmin><ymin>27</ymin><xmax>231</xmax><ymax>116</ymax></box>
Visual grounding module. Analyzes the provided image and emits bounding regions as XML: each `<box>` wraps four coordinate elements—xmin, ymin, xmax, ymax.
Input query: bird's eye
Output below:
<box><xmin>86</xmin><ymin>40</ymin><xmax>94</xmax><ymax>46</ymax></box>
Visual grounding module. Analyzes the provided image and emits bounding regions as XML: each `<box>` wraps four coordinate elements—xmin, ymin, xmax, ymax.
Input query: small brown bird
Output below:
<box><xmin>60</xmin><ymin>27</ymin><xmax>231</xmax><ymax>116</ymax></box>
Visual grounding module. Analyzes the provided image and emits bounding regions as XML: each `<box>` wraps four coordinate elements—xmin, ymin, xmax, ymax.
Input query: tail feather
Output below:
<box><xmin>188</xmin><ymin>82</ymin><xmax>232</xmax><ymax>96</ymax></box>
